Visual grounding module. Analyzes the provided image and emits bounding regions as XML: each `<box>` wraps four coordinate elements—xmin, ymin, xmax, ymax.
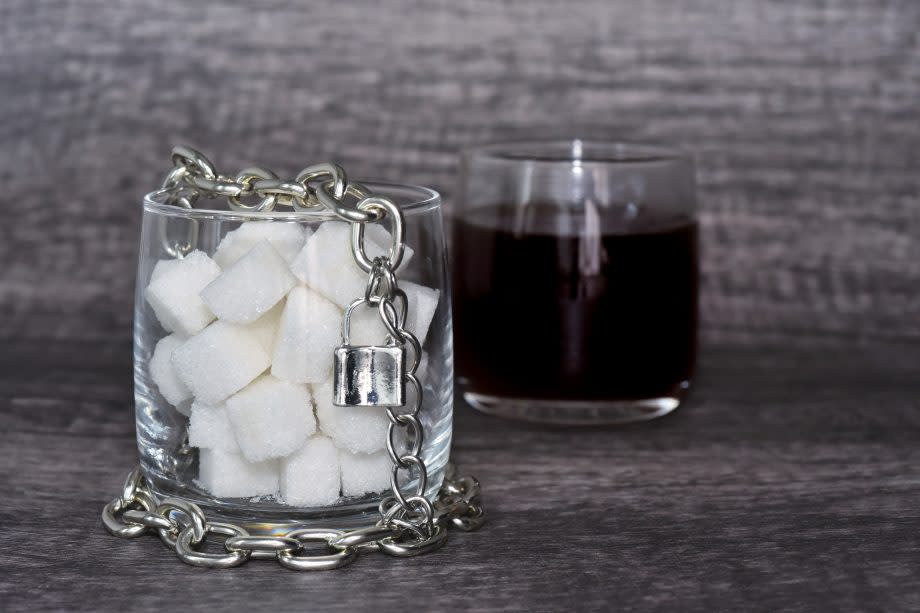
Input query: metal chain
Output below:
<box><xmin>156</xmin><ymin>146</ymin><xmax>383</xmax><ymax>257</ymax></box>
<box><xmin>344</xmin><ymin>194</ymin><xmax>437</xmax><ymax>545</ymax></box>
<box><xmin>103</xmin><ymin>465</ymin><xmax>484</xmax><ymax>570</ymax></box>
<box><xmin>106</xmin><ymin>146</ymin><xmax>481</xmax><ymax>569</ymax></box>
<box><xmin>161</xmin><ymin>145</ymin><xmax>380</xmax><ymax>219</ymax></box>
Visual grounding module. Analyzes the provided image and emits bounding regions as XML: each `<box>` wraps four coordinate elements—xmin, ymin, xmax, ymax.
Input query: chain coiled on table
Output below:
<box><xmin>103</xmin><ymin>465</ymin><xmax>484</xmax><ymax>569</ymax></box>
<box><xmin>103</xmin><ymin>146</ymin><xmax>484</xmax><ymax>569</ymax></box>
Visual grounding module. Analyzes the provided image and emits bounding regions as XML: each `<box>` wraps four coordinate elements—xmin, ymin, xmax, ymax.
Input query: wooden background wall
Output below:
<box><xmin>1</xmin><ymin>0</ymin><xmax>918</xmax><ymax>347</ymax></box>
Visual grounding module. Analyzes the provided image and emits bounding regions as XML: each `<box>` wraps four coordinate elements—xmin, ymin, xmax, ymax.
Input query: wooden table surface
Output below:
<box><xmin>2</xmin><ymin>336</ymin><xmax>918</xmax><ymax>611</ymax></box>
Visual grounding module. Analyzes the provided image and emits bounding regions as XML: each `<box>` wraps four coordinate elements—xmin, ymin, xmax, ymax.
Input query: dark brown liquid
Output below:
<box><xmin>451</xmin><ymin>204</ymin><xmax>698</xmax><ymax>401</ymax></box>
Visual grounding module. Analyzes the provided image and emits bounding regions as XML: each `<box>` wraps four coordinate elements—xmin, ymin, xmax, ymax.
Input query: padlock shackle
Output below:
<box><xmin>341</xmin><ymin>299</ymin><xmax>367</xmax><ymax>346</ymax></box>
<box><xmin>342</xmin><ymin>295</ymin><xmax>409</xmax><ymax>347</ymax></box>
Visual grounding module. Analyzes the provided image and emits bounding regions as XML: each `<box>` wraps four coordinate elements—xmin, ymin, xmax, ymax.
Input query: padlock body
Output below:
<box><xmin>333</xmin><ymin>345</ymin><xmax>406</xmax><ymax>407</ymax></box>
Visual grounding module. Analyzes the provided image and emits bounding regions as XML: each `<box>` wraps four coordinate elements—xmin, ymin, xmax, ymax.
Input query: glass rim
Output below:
<box><xmin>463</xmin><ymin>139</ymin><xmax>692</xmax><ymax>166</ymax></box>
<box><xmin>143</xmin><ymin>180</ymin><xmax>441</xmax><ymax>221</ymax></box>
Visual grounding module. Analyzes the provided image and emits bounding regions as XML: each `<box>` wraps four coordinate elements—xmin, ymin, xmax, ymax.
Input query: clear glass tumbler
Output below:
<box><xmin>451</xmin><ymin>141</ymin><xmax>698</xmax><ymax>424</ymax></box>
<box><xmin>134</xmin><ymin>182</ymin><xmax>452</xmax><ymax>531</ymax></box>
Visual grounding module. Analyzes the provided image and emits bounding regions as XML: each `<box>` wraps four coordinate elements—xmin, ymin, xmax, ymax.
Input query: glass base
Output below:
<box><xmin>463</xmin><ymin>384</ymin><xmax>687</xmax><ymax>425</ymax></box>
<box><xmin>143</xmin><ymin>467</ymin><xmax>447</xmax><ymax>535</ymax></box>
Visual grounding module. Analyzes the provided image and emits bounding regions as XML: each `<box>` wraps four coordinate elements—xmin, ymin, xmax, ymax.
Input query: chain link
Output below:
<box><xmin>102</xmin><ymin>465</ymin><xmax>482</xmax><ymax>570</ymax></box>
<box><xmin>159</xmin><ymin>147</ymin><xmax>378</xmax><ymax>222</ymax></box>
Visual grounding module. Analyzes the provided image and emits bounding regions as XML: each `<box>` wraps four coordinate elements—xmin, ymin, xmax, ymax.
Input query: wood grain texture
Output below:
<box><xmin>0</xmin><ymin>0</ymin><xmax>919</xmax><ymax>345</ymax></box>
<box><xmin>1</xmin><ymin>339</ymin><xmax>919</xmax><ymax>611</ymax></box>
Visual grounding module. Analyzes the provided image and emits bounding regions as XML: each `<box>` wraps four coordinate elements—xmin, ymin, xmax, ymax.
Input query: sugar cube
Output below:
<box><xmin>149</xmin><ymin>333</ymin><xmax>192</xmax><ymax>406</ymax></box>
<box><xmin>188</xmin><ymin>401</ymin><xmax>240</xmax><ymax>453</ymax></box>
<box><xmin>340</xmin><ymin>449</ymin><xmax>392</xmax><ymax>498</ymax></box>
<box><xmin>347</xmin><ymin>281</ymin><xmax>440</xmax><ymax>346</ymax></box>
<box><xmin>200</xmin><ymin>241</ymin><xmax>296</xmax><ymax>324</ymax></box>
<box><xmin>280</xmin><ymin>435</ymin><xmax>341</xmax><ymax>507</ymax></box>
<box><xmin>289</xmin><ymin>222</ymin><xmax>365</xmax><ymax>308</ymax></box>
<box><xmin>403</xmin><ymin>283</ymin><xmax>439</xmax><ymax>345</ymax></box>
<box><xmin>314</xmin><ymin>379</ymin><xmax>389</xmax><ymax>454</ymax></box>
<box><xmin>244</xmin><ymin>299</ymin><xmax>284</xmax><ymax>354</ymax></box>
<box><xmin>290</xmin><ymin>221</ymin><xmax>413</xmax><ymax>309</ymax></box>
<box><xmin>145</xmin><ymin>251</ymin><xmax>221</xmax><ymax>335</ymax></box>
<box><xmin>271</xmin><ymin>286</ymin><xmax>342</xmax><ymax>384</ymax></box>
<box><xmin>174</xmin><ymin>399</ymin><xmax>192</xmax><ymax>417</ymax></box>
<box><xmin>213</xmin><ymin>221</ymin><xmax>308</xmax><ymax>269</ymax></box>
<box><xmin>149</xmin><ymin>257</ymin><xmax>177</xmax><ymax>283</ymax></box>
<box><xmin>226</xmin><ymin>374</ymin><xmax>316</xmax><ymax>462</ymax></box>
<box><xmin>172</xmin><ymin>320</ymin><xmax>271</xmax><ymax>404</ymax></box>
<box><xmin>198</xmin><ymin>449</ymin><xmax>279</xmax><ymax>498</ymax></box>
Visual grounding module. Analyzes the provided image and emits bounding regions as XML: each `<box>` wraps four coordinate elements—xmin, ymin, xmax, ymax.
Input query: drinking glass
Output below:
<box><xmin>451</xmin><ymin>140</ymin><xmax>698</xmax><ymax>424</ymax></box>
<box><xmin>135</xmin><ymin>182</ymin><xmax>452</xmax><ymax>530</ymax></box>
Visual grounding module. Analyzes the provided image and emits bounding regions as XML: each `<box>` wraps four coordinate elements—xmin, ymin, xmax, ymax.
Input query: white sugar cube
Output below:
<box><xmin>244</xmin><ymin>299</ymin><xmax>284</xmax><ymax>354</ymax></box>
<box><xmin>290</xmin><ymin>221</ymin><xmax>414</xmax><ymax>309</ymax></box>
<box><xmin>175</xmin><ymin>399</ymin><xmax>192</xmax><ymax>417</ymax></box>
<box><xmin>226</xmin><ymin>375</ymin><xmax>316</xmax><ymax>462</ymax></box>
<box><xmin>280</xmin><ymin>435</ymin><xmax>341</xmax><ymax>507</ymax></box>
<box><xmin>145</xmin><ymin>251</ymin><xmax>221</xmax><ymax>335</ymax></box>
<box><xmin>149</xmin><ymin>333</ymin><xmax>192</xmax><ymax>406</ymax></box>
<box><xmin>172</xmin><ymin>320</ymin><xmax>270</xmax><ymax>404</ymax></box>
<box><xmin>198</xmin><ymin>449</ymin><xmax>279</xmax><ymax>498</ymax></box>
<box><xmin>289</xmin><ymin>222</ymin><xmax>365</xmax><ymax>308</ymax></box>
<box><xmin>403</xmin><ymin>283</ymin><xmax>439</xmax><ymax>345</ymax></box>
<box><xmin>188</xmin><ymin>401</ymin><xmax>240</xmax><ymax>453</ymax></box>
<box><xmin>200</xmin><ymin>241</ymin><xmax>296</xmax><ymax>324</ymax></box>
<box><xmin>213</xmin><ymin>221</ymin><xmax>308</xmax><ymax>269</ymax></box>
<box><xmin>314</xmin><ymin>379</ymin><xmax>389</xmax><ymax>454</ymax></box>
<box><xmin>348</xmin><ymin>282</ymin><xmax>440</xmax><ymax>346</ymax></box>
<box><xmin>340</xmin><ymin>449</ymin><xmax>392</xmax><ymax>498</ymax></box>
<box><xmin>271</xmin><ymin>286</ymin><xmax>342</xmax><ymax>384</ymax></box>
<box><xmin>149</xmin><ymin>257</ymin><xmax>177</xmax><ymax>283</ymax></box>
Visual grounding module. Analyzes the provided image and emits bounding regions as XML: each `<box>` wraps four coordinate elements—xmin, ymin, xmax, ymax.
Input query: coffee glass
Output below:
<box><xmin>451</xmin><ymin>140</ymin><xmax>698</xmax><ymax>424</ymax></box>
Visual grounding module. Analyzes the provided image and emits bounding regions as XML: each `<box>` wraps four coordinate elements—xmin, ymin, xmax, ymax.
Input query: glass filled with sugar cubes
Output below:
<box><xmin>134</xmin><ymin>183</ymin><xmax>452</xmax><ymax>531</ymax></box>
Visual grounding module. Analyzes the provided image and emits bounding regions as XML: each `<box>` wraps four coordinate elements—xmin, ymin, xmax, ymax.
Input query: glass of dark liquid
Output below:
<box><xmin>451</xmin><ymin>141</ymin><xmax>698</xmax><ymax>424</ymax></box>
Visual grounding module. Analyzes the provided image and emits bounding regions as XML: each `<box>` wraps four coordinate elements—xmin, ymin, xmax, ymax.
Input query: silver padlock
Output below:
<box><xmin>333</xmin><ymin>300</ymin><xmax>406</xmax><ymax>407</ymax></box>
